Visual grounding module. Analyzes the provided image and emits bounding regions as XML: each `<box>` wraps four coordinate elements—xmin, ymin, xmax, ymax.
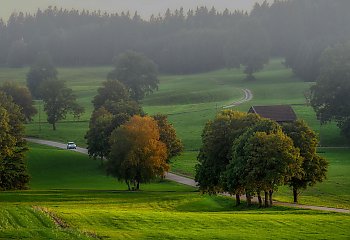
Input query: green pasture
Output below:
<box><xmin>0</xmin><ymin>59</ymin><xmax>346</xmax><ymax>149</ymax></box>
<box><xmin>0</xmin><ymin>60</ymin><xmax>349</xmax><ymax>212</ymax></box>
<box><xmin>275</xmin><ymin>148</ymin><xmax>350</xmax><ymax>209</ymax></box>
<box><xmin>1</xmin><ymin>144</ymin><xmax>349</xmax><ymax>240</ymax></box>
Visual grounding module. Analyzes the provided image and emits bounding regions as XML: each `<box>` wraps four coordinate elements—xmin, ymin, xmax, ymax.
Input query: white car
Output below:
<box><xmin>67</xmin><ymin>142</ymin><xmax>77</xmax><ymax>149</ymax></box>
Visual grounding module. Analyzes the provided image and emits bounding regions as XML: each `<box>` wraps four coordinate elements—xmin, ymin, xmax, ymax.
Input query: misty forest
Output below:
<box><xmin>0</xmin><ymin>0</ymin><xmax>349</xmax><ymax>78</ymax></box>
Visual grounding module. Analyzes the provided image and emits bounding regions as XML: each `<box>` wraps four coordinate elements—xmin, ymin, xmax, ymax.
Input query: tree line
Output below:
<box><xmin>1</xmin><ymin>0</ymin><xmax>349</xmax><ymax>79</ymax></box>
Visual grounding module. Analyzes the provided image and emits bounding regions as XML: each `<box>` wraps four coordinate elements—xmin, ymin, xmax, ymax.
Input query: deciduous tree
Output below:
<box><xmin>225</xmin><ymin>19</ymin><xmax>270</xmax><ymax>81</ymax></box>
<box><xmin>85</xmin><ymin>107</ymin><xmax>114</xmax><ymax>165</ymax></box>
<box><xmin>26</xmin><ymin>53</ymin><xmax>57</xmax><ymax>99</ymax></box>
<box><xmin>0</xmin><ymin>81</ymin><xmax>37</xmax><ymax>122</ymax></box>
<box><xmin>282</xmin><ymin>120</ymin><xmax>328</xmax><ymax>203</ymax></box>
<box><xmin>153</xmin><ymin>114</ymin><xmax>183</xmax><ymax>163</ymax></box>
<box><xmin>310</xmin><ymin>42</ymin><xmax>350</xmax><ymax>139</ymax></box>
<box><xmin>0</xmin><ymin>91</ymin><xmax>29</xmax><ymax>190</ymax></box>
<box><xmin>226</xmin><ymin>120</ymin><xmax>302</xmax><ymax>207</ymax></box>
<box><xmin>40</xmin><ymin>79</ymin><xmax>84</xmax><ymax>130</ymax></box>
<box><xmin>92</xmin><ymin>80</ymin><xmax>130</xmax><ymax>110</ymax></box>
<box><xmin>86</xmin><ymin>79</ymin><xmax>143</xmax><ymax>165</ymax></box>
<box><xmin>195</xmin><ymin>110</ymin><xmax>261</xmax><ymax>195</ymax></box>
<box><xmin>108</xmin><ymin>51</ymin><xmax>159</xmax><ymax>101</ymax></box>
<box><xmin>107</xmin><ymin>115</ymin><xmax>168</xmax><ymax>190</ymax></box>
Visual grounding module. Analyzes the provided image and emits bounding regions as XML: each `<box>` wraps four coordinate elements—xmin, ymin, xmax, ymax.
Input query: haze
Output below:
<box><xmin>0</xmin><ymin>0</ymin><xmax>271</xmax><ymax>20</ymax></box>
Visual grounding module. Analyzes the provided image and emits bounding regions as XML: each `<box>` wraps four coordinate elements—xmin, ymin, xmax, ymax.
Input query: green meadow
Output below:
<box><xmin>0</xmin><ymin>60</ymin><xmax>349</xmax><ymax>208</ymax></box>
<box><xmin>0</xmin><ymin>60</ymin><xmax>350</xmax><ymax>239</ymax></box>
<box><xmin>0</xmin><ymin>59</ymin><xmax>346</xmax><ymax>149</ymax></box>
<box><xmin>0</xmin><ymin>144</ymin><xmax>349</xmax><ymax>240</ymax></box>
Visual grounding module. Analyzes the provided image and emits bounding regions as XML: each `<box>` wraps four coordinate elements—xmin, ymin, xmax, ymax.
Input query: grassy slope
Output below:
<box><xmin>0</xmin><ymin>59</ymin><xmax>349</xmax><ymax>209</ymax></box>
<box><xmin>0</xmin><ymin>60</ymin><xmax>345</xmax><ymax>148</ymax></box>
<box><xmin>1</xmin><ymin>144</ymin><xmax>349</xmax><ymax>240</ymax></box>
<box><xmin>275</xmin><ymin>148</ymin><xmax>350</xmax><ymax>209</ymax></box>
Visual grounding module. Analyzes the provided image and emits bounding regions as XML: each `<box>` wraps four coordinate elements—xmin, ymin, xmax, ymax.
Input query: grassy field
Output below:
<box><xmin>0</xmin><ymin>59</ymin><xmax>349</xmax><ymax>211</ymax></box>
<box><xmin>1</xmin><ymin>144</ymin><xmax>349</xmax><ymax>239</ymax></box>
<box><xmin>275</xmin><ymin>148</ymin><xmax>350</xmax><ymax>209</ymax></box>
<box><xmin>0</xmin><ymin>59</ymin><xmax>346</xmax><ymax>148</ymax></box>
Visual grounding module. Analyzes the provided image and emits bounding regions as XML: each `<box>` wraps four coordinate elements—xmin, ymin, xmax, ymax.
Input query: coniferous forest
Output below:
<box><xmin>0</xmin><ymin>0</ymin><xmax>349</xmax><ymax>80</ymax></box>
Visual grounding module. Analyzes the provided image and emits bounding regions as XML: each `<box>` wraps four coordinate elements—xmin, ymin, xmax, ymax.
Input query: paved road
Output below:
<box><xmin>26</xmin><ymin>138</ymin><xmax>350</xmax><ymax>214</ymax></box>
<box><xmin>222</xmin><ymin>89</ymin><xmax>253</xmax><ymax>109</ymax></box>
<box><xmin>27</xmin><ymin>138</ymin><xmax>88</xmax><ymax>154</ymax></box>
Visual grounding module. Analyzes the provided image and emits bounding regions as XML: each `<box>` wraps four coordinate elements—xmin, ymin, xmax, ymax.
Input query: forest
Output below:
<box><xmin>0</xmin><ymin>0</ymin><xmax>349</xmax><ymax>81</ymax></box>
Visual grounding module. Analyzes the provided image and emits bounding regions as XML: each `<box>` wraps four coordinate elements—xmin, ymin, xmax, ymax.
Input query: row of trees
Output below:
<box><xmin>0</xmin><ymin>89</ymin><xmax>29</xmax><ymax>190</ymax></box>
<box><xmin>1</xmin><ymin>1</ymin><xmax>349</xmax><ymax>79</ymax></box>
<box><xmin>195</xmin><ymin>111</ymin><xmax>328</xmax><ymax>207</ymax></box>
<box><xmin>85</xmin><ymin>52</ymin><xmax>183</xmax><ymax>190</ymax></box>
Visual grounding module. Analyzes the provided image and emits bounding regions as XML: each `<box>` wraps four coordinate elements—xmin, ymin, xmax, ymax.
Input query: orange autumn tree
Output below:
<box><xmin>107</xmin><ymin>115</ymin><xmax>168</xmax><ymax>190</ymax></box>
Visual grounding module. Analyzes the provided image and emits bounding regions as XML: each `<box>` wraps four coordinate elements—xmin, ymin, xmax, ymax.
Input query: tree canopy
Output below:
<box><xmin>26</xmin><ymin>53</ymin><xmax>58</xmax><ymax>99</ymax></box>
<box><xmin>195</xmin><ymin>110</ymin><xmax>261</xmax><ymax>194</ymax></box>
<box><xmin>108</xmin><ymin>51</ymin><xmax>159</xmax><ymax>101</ymax></box>
<box><xmin>85</xmin><ymin>107</ymin><xmax>114</xmax><ymax>164</ymax></box>
<box><xmin>86</xmin><ymin>78</ymin><xmax>143</xmax><ymax>163</ymax></box>
<box><xmin>1</xmin><ymin>1</ymin><xmax>347</xmax><ymax>76</ymax></box>
<box><xmin>225</xmin><ymin>19</ymin><xmax>270</xmax><ymax>80</ymax></box>
<box><xmin>226</xmin><ymin>124</ymin><xmax>302</xmax><ymax>207</ymax></box>
<box><xmin>310</xmin><ymin>42</ymin><xmax>350</xmax><ymax>139</ymax></box>
<box><xmin>40</xmin><ymin>79</ymin><xmax>84</xmax><ymax>130</ymax></box>
<box><xmin>196</xmin><ymin>110</ymin><xmax>328</xmax><ymax>207</ymax></box>
<box><xmin>0</xmin><ymin>81</ymin><xmax>37</xmax><ymax>122</ymax></box>
<box><xmin>282</xmin><ymin>120</ymin><xmax>328</xmax><ymax>202</ymax></box>
<box><xmin>92</xmin><ymin>80</ymin><xmax>130</xmax><ymax>109</ymax></box>
<box><xmin>107</xmin><ymin>115</ymin><xmax>168</xmax><ymax>190</ymax></box>
<box><xmin>153</xmin><ymin>114</ymin><xmax>183</xmax><ymax>163</ymax></box>
<box><xmin>0</xmin><ymin>91</ymin><xmax>29</xmax><ymax>190</ymax></box>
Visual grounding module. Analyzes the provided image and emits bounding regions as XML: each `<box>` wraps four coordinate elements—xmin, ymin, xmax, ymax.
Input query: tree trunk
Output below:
<box><xmin>126</xmin><ymin>180</ymin><xmax>131</xmax><ymax>191</ymax></box>
<box><xmin>293</xmin><ymin>187</ymin><xmax>299</xmax><ymax>203</ymax></box>
<box><xmin>136</xmin><ymin>181</ymin><xmax>140</xmax><ymax>190</ymax></box>
<box><xmin>269</xmin><ymin>190</ymin><xmax>273</xmax><ymax>206</ymax></box>
<box><xmin>52</xmin><ymin>122</ymin><xmax>56</xmax><ymax>131</ymax></box>
<box><xmin>264</xmin><ymin>191</ymin><xmax>269</xmax><ymax>208</ymax></box>
<box><xmin>257</xmin><ymin>192</ymin><xmax>262</xmax><ymax>208</ymax></box>
<box><xmin>100</xmin><ymin>156</ymin><xmax>104</xmax><ymax>166</ymax></box>
<box><xmin>246</xmin><ymin>193</ymin><xmax>252</xmax><ymax>206</ymax></box>
<box><xmin>236</xmin><ymin>194</ymin><xmax>241</xmax><ymax>206</ymax></box>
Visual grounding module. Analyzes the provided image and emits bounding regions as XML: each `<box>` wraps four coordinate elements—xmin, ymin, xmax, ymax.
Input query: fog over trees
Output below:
<box><xmin>0</xmin><ymin>0</ymin><xmax>271</xmax><ymax>20</ymax></box>
<box><xmin>0</xmin><ymin>0</ymin><xmax>349</xmax><ymax>79</ymax></box>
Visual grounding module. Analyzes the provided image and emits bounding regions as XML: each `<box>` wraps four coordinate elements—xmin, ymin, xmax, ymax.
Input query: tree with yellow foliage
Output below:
<box><xmin>107</xmin><ymin>115</ymin><xmax>168</xmax><ymax>190</ymax></box>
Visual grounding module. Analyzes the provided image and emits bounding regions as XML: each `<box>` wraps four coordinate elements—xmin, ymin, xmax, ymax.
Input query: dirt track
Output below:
<box><xmin>222</xmin><ymin>88</ymin><xmax>253</xmax><ymax>109</ymax></box>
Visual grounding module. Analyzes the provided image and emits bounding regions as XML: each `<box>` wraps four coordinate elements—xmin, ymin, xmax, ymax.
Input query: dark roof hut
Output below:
<box><xmin>248</xmin><ymin>105</ymin><xmax>297</xmax><ymax>123</ymax></box>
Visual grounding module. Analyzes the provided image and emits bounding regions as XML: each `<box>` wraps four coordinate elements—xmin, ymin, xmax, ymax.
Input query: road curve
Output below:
<box><xmin>26</xmin><ymin>138</ymin><xmax>349</xmax><ymax>214</ymax></box>
<box><xmin>222</xmin><ymin>89</ymin><xmax>253</xmax><ymax>109</ymax></box>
